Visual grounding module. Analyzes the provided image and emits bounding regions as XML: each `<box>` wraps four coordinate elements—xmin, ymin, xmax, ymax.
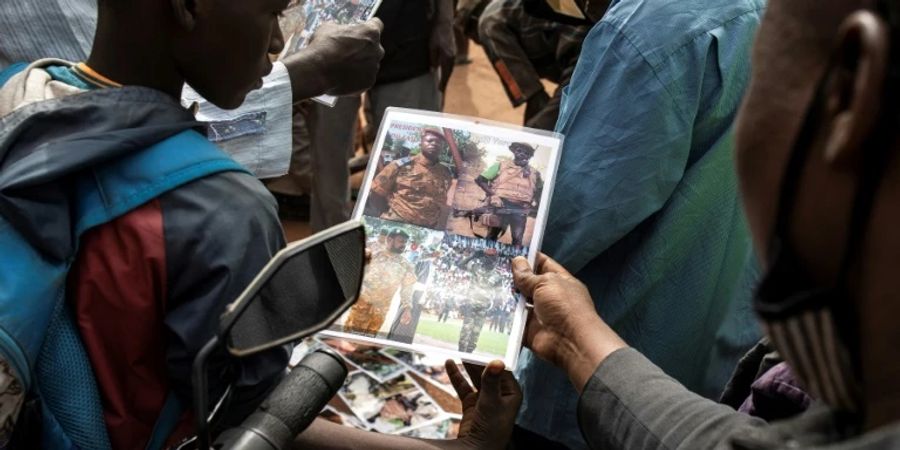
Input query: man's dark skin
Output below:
<box><xmin>511</xmin><ymin>0</ymin><xmax>900</xmax><ymax>445</ymax></box>
<box><xmin>420</xmin><ymin>131</ymin><xmax>447</xmax><ymax>162</ymax></box>
<box><xmin>368</xmin><ymin>130</ymin><xmax>449</xmax><ymax>215</ymax></box>
<box><xmin>387</xmin><ymin>233</ymin><xmax>409</xmax><ymax>254</ymax></box>
<box><xmin>85</xmin><ymin>0</ymin><xmax>520</xmax><ymax>447</ymax></box>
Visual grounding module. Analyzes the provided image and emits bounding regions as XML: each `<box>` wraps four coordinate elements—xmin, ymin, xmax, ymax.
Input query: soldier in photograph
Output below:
<box><xmin>387</xmin><ymin>250</ymin><xmax>438</xmax><ymax>343</ymax></box>
<box><xmin>475</xmin><ymin>142</ymin><xmax>543</xmax><ymax>246</ymax></box>
<box><xmin>344</xmin><ymin>229</ymin><xmax>417</xmax><ymax>337</ymax></box>
<box><xmin>367</xmin><ymin>127</ymin><xmax>454</xmax><ymax>230</ymax></box>
<box><xmin>457</xmin><ymin>252</ymin><xmax>500</xmax><ymax>353</ymax></box>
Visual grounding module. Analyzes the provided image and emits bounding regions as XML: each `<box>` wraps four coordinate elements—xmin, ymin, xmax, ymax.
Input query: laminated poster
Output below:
<box><xmin>320</xmin><ymin>108</ymin><xmax>564</xmax><ymax>369</ymax></box>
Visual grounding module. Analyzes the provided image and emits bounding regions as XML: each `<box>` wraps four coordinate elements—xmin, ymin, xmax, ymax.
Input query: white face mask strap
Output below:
<box><xmin>767</xmin><ymin>310</ymin><xmax>861</xmax><ymax>412</ymax></box>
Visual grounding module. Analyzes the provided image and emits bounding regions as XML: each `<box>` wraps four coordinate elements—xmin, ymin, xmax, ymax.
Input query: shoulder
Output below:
<box><xmin>162</xmin><ymin>171</ymin><xmax>278</xmax><ymax>221</ymax></box>
<box><xmin>395</xmin><ymin>156</ymin><xmax>414</xmax><ymax>168</ymax></box>
<box><xmin>379</xmin><ymin>157</ymin><xmax>412</xmax><ymax>177</ymax></box>
<box><xmin>596</xmin><ymin>0</ymin><xmax>765</xmax><ymax>68</ymax></box>
<box><xmin>499</xmin><ymin>160</ymin><xmax>517</xmax><ymax>170</ymax></box>
<box><xmin>158</xmin><ymin>171</ymin><xmax>283</xmax><ymax>280</ymax></box>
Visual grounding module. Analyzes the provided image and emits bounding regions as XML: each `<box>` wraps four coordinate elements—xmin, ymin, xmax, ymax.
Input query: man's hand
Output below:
<box><xmin>294</xmin><ymin>363</ymin><xmax>519</xmax><ymax>449</ymax></box>
<box><xmin>447</xmin><ymin>360</ymin><xmax>521</xmax><ymax>449</ymax></box>
<box><xmin>512</xmin><ymin>254</ymin><xmax>627</xmax><ymax>392</ymax></box>
<box><xmin>284</xmin><ymin>19</ymin><xmax>385</xmax><ymax>101</ymax></box>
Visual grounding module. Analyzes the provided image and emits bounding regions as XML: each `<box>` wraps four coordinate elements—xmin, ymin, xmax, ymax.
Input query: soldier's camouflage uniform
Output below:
<box><xmin>344</xmin><ymin>250</ymin><xmax>417</xmax><ymax>337</ymax></box>
<box><xmin>371</xmin><ymin>153</ymin><xmax>453</xmax><ymax>230</ymax></box>
<box><xmin>458</xmin><ymin>257</ymin><xmax>502</xmax><ymax>353</ymax></box>
<box><xmin>481</xmin><ymin>159</ymin><xmax>542</xmax><ymax>246</ymax></box>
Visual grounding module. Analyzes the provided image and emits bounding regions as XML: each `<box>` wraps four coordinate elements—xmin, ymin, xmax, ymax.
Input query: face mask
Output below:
<box><xmin>754</xmin><ymin>2</ymin><xmax>900</xmax><ymax>412</ymax></box>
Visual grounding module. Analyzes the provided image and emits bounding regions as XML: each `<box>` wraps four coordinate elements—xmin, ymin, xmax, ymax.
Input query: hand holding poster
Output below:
<box><xmin>278</xmin><ymin>0</ymin><xmax>383</xmax><ymax>106</ymax></box>
<box><xmin>321</xmin><ymin>108</ymin><xmax>563</xmax><ymax>369</ymax></box>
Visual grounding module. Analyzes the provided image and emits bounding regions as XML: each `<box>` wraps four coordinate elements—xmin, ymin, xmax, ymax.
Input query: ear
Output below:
<box><xmin>822</xmin><ymin>10</ymin><xmax>891</xmax><ymax>167</ymax></box>
<box><xmin>170</xmin><ymin>0</ymin><xmax>197</xmax><ymax>31</ymax></box>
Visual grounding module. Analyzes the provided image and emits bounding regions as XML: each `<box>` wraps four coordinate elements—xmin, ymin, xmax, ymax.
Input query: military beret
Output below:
<box><xmin>421</xmin><ymin>127</ymin><xmax>448</xmax><ymax>142</ymax></box>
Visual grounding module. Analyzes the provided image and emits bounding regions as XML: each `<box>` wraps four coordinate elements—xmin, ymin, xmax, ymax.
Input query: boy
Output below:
<box><xmin>0</xmin><ymin>0</ymin><xmax>518</xmax><ymax>448</ymax></box>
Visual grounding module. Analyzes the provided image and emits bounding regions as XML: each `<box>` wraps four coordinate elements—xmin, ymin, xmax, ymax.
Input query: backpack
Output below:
<box><xmin>0</xmin><ymin>63</ymin><xmax>247</xmax><ymax>449</ymax></box>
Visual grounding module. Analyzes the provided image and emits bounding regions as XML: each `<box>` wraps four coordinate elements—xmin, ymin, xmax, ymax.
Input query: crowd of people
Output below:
<box><xmin>3</xmin><ymin>0</ymin><xmax>900</xmax><ymax>449</ymax></box>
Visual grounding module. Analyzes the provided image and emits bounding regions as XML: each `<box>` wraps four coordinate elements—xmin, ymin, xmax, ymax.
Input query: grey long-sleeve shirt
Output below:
<box><xmin>578</xmin><ymin>348</ymin><xmax>900</xmax><ymax>449</ymax></box>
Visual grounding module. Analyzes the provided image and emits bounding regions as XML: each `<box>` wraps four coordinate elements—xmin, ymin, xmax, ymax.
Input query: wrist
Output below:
<box><xmin>284</xmin><ymin>50</ymin><xmax>331</xmax><ymax>102</ymax></box>
<box><xmin>559</xmin><ymin>316</ymin><xmax>627</xmax><ymax>393</ymax></box>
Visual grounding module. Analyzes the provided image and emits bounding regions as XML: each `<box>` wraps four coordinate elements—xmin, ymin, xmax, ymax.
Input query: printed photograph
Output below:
<box><xmin>325</xmin><ymin>217</ymin><xmax>525</xmax><ymax>363</ymax></box>
<box><xmin>319</xmin><ymin>338</ymin><xmax>407</xmax><ymax>382</ymax></box>
<box><xmin>320</xmin><ymin>406</ymin><xmax>371</xmax><ymax>431</ymax></box>
<box><xmin>278</xmin><ymin>0</ymin><xmax>381</xmax><ymax>106</ymax></box>
<box><xmin>329</xmin><ymin>109</ymin><xmax>562</xmax><ymax>368</ymax></box>
<box><xmin>279</xmin><ymin>0</ymin><xmax>382</xmax><ymax>57</ymax></box>
<box><xmin>380</xmin><ymin>348</ymin><xmax>454</xmax><ymax>390</ymax></box>
<box><xmin>400</xmin><ymin>418</ymin><xmax>461</xmax><ymax>439</ymax></box>
<box><xmin>291</xmin><ymin>338</ymin><xmax>464</xmax><ymax>437</ymax></box>
<box><xmin>360</xmin><ymin>109</ymin><xmax>556</xmax><ymax>248</ymax></box>
<box><xmin>339</xmin><ymin>371</ymin><xmax>442</xmax><ymax>434</ymax></box>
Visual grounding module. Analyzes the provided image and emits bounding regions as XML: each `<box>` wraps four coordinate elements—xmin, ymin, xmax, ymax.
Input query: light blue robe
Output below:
<box><xmin>515</xmin><ymin>0</ymin><xmax>767</xmax><ymax>447</ymax></box>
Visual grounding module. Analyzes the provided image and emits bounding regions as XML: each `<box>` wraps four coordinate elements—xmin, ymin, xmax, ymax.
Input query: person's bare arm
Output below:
<box><xmin>284</xmin><ymin>19</ymin><xmax>385</xmax><ymax>102</ymax></box>
<box><xmin>474</xmin><ymin>176</ymin><xmax>494</xmax><ymax>197</ymax></box>
<box><xmin>512</xmin><ymin>254</ymin><xmax>766</xmax><ymax>450</ymax></box>
<box><xmin>292</xmin><ymin>361</ymin><xmax>521</xmax><ymax>450</ymax></box>
<box><xmin>293</xmin><ymin>419</ymin><xmax>448</xmax><ymax>450</ymax></box>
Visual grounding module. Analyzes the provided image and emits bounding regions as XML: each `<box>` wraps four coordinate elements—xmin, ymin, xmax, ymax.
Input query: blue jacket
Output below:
<box><xmin>0</xmin><ymin>66</ymin><xmax>287</xmax><ymax>449</ymax></box>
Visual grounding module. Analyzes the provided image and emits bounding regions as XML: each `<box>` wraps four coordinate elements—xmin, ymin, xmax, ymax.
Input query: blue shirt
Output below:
<box><xmin>515</xmin><ymin>1</ymin><xmax>766</xmax><ymax>448</ymax></box>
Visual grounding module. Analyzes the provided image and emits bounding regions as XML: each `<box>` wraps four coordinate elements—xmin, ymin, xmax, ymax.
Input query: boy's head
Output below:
<box><xmin>735</xmin><ymin>0</ymin><xmax>900</xmax><ymax>419</ymax></box>
<box><xmin>95</xmin><ymin>0</ymin><xmax>288</xmax><ymax>109</ymax></box>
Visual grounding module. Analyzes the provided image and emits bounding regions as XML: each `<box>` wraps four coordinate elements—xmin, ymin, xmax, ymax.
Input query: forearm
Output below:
<box><xmin>578</xmin><ymin>349</ymin><xmax>765</xmax><ymax>450</ymax></box>
<box><xmin>294</xmin><ymin>418</ymin><xmax>469</xmax><ymax>450</ymax></box>
<box><xmin>474</xmin><ymin>178</ymin><xmax>493</xmax><ymax>196</ymax></box>
<box><xmin>283</xmin><ymin>50</ymin><xmax>330</xmax><ymax>103</ymax></box>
